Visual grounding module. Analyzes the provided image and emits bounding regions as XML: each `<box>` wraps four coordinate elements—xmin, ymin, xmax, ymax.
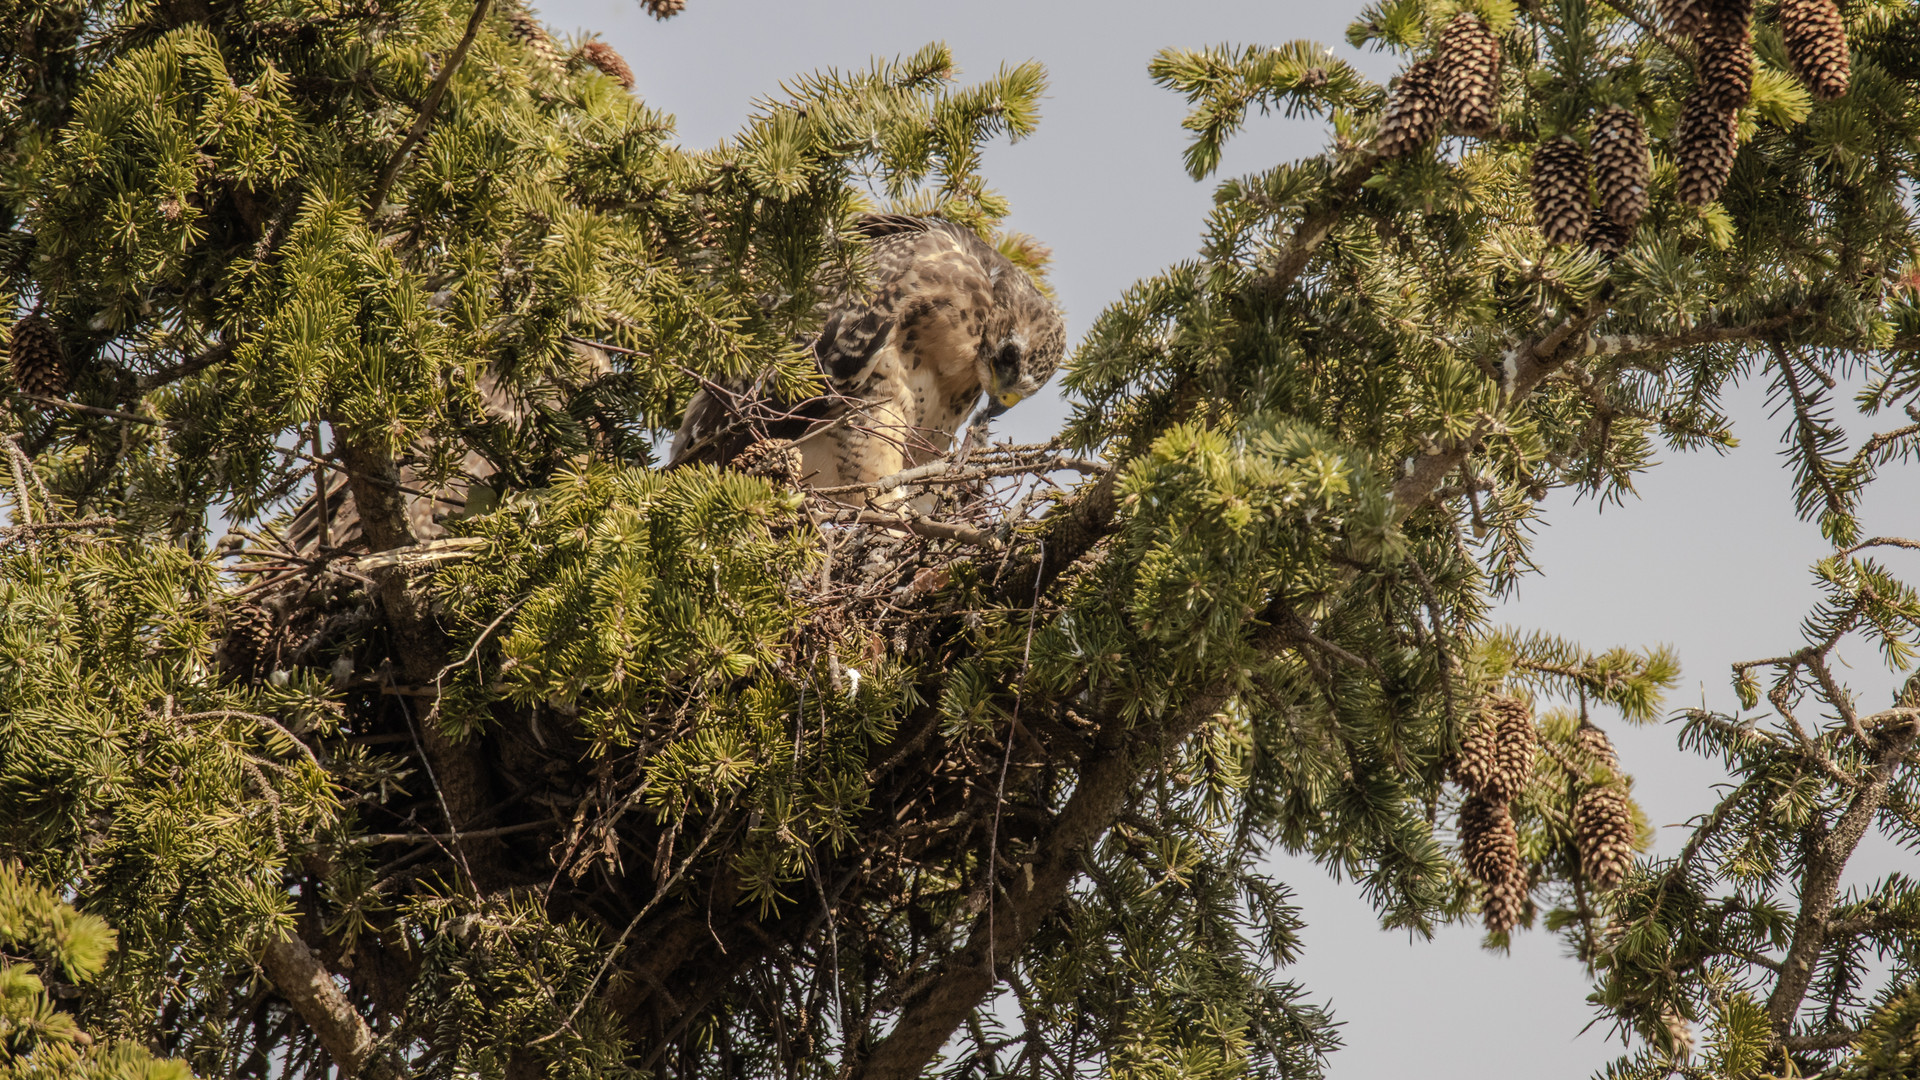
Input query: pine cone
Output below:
<box><xmin>1656</xmin><ymin>0</ymin><xmax>1710</xmax><ymax>38</ymax></box>
<box><xmin>1591</xmin><ymin>106</ymin><xmax>1650</xmax><ymax>231</ymax></box>
<box><xmin>1779</xmin><ymin>0</ymin><xmax>1850</xmax><ymax>101</ymax></box>
<box><xmin>1574</xmin><ymin>781</ymin><xmax>1636</xmax><ymax>890</ymax></box>
<box><xmin>1436</xmin><ymin>13</ymin><xmax>1502</xmax><ymax>135</ymax></box>
<box><xmin>505</xmin><ymin>9</ymin><xmax>562</xmax><ymax>71</ymax></box>
<box><xmin>223</xmin><ymin>601</ymin><xmax>279</xmax><ymax>678</ymax></box>
<box><xmin>1454</xmin><ymin>695</ymin><xmax>1537</xmax><ymax>803</ymax></box>
<box><xmin>1587</xmin><ymin>208</ymin><xmax>1632</xmax><ymax>256</ymax></box>
<box><xmin>1695</xmin><ymin>22</ymin><xmax>1754</xmax><ymax>110</ymax></box>
<box><xmin>643</xmin><ymin>0</ymin><xmax>685</xmax><ymax>19</ymax></box>
<box><xmin>1482</xmin><ymin>859</ymin><xmax>1529</xmax><ymax>935</ymax></box>
<box><xmin>730</xmin><ymin>438</ymin><xmax>804</xmax><ymax>488</ymax></box>
<box><xmin>575</xmin><ymin>40</ymin><xmax>635</xmax><ymax>90</ymax></box>
<box><xmin>1376</xmin><ymin>58</ymin><xmax>1444</xmax><ymax>159</ymax></box>
<box><xmin>1573</xmin><ymin>724</ymin><xmax>1621</xmax><ymax>774</ymax></box>
<box><xmin>8</xmin><ymin>315</ymin><xmax>67</xmax><ymax>399</ymax></box>
<box><xmin>1531</xmin><ymin>136</ymin><xmax>1591</xmax><ymax>246</ymax></box>
<box><xmin>1697</xmin><ymin>0</ymin><xmax>1755</xmax><ymax>40</ymax></box>
<box><xmin>1458</xmin><ymin>793</ymin><xmax>1519</xmax><ymax>886</ymax></box>
<box><xmin>1675</xmin><ymin>93</ymin><xmax>1738</xmax><ymax>207</ymax></box>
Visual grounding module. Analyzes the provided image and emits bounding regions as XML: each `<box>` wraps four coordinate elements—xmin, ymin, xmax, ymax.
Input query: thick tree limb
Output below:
<box><xmin>1251</xmin><ymin>150</ymin><xmax>1380</xmax><ymax>300</ymax></box>
<box><xmin>1570</xmin><ymin>313</ymin><xmax>1805</xmax><ymax>359</ymax></box>
<box><xmin>846</xmin><ymin>619</ymin><xmax>1282</xmax><ymax>1080</ymax></box>
<box><xmin>1391</xmin><ymin>295</ymin><xmax>1620</xmax><ymax>512</ymax></box>
<box><xmin>1780</xmin><ymin>1028</ymin><xmax>1862</xmax><ymax>1053</ymax></box>
<box><xmin>1764</xmin><ymin>713</ymin><xmax>1920</xmax><ymax>1037</ymax></box>
<box><xmin>261</xmin><ymin>931</ymin><xmax>395</xmax><ymax>1079</ymax></box>
<box><xmin>335</xmin><ymin>438</ymin><xmax>503</xmax><ymax>886</ymax></box>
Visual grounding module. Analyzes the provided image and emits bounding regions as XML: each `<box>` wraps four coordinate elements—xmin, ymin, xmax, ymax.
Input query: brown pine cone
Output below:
<box><xmin>1779</xmin><ymin>0</ymin><xmax>1850</xmax><ymax>101</ymax></box>
<box><xmin>1573</xmin><ymin>724</ymin><xmax>1621</xmax><ymax>774</ymax></box>
<box><xmin>1587</xmin><ymin>208</ymin><xmax>1632</xmax><ymax>257</ymax></box>
<box><xmin>1591</xmin><ymin>106</ymin><xmax>1651</xmax><ymax>231</ymax></box>
<box><xmin>1459</xmin><ymin>793</ymin><xmax>1519</xmax><ymax>886</ymax></box>
<box><xmin>1436</xmin><ymin>13</ymin><xmax>1502</xmax><ymax>136</ymax></box>
<box><xmin>8</xmin><ymin>315</ymin><xmax>67</xmax><ymax>399</ymax></box>
<box><xmin>1455</xmin><ymin>695</ymin><xmax>1537</xmax><ymax>802</ymax></box>
<box><xmin>1482</xmin><ymin>859</ymin><xmax>1529</xmax><ymax>935</ymax></box>
<box><xmin>1695</xmin><ymin>22</ymin><xmax>1754</xmax><ymax>110</ymax></box>
<box><xmin>1531</xmin><ymin>136</ymin><xmax>1591</xmax><ymax>246</ymax></box>
<box><xmin>1674</xmin><ymin>93</ymin><xmax>1738</xmax><ymax>207</ymax></box>
<box><xmin>575</xmin><ymin>40</ymin><xmax>635</xmax><ymax>90</ymax></box>
<box><xmin>643</xmin><ymin>0</ymin><xmax>685</xmax><ymax>19</ymax></box>
<box><xmin>1376</xmin><ymin>58</ymin><xmax>1445</xmax><ymax>159</ymax></box>
<box><xmin>1574</xmin><ymin>781</ymin><xmax>1636</xmax><ymax>890</ymax></box>
<box><xmin>223</xmin><ymin>601</ymin><xmax>280</xmax><ymax>678</ymax></box>
<box><xmin>1656</xmin><ymin>0</ymin><xmax>1710</xmax><ymax>38</ymax></box>
<box><xmin>504</xmin><ymin>9</ymin><xmax>562</xmax><ymax>71</ymax></box>
<box><xmin>1697</xmin><ymin>0</ymin><xmax>1755</xmax><ymax>39</ymax></box>
<box><xmin>729</xmin><ymin>438</ymin><xmax>804</xmax><ymax>488</ymax></box>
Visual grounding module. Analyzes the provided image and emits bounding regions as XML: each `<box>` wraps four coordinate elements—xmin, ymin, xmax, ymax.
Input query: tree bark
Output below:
<box><xmin>1764</xmin><ymin>713</ymin><xmax>1920</xmax><ymax>1036</ymax></box>
<box><xmin>261</xmin><ymin>931</ymin><xmax>393</xmax><ymax>1080</ymax></box>
<box><xmin>846</xmin><ymin>619</ymin><xmax>1282</xmax><ymax>1080</ymax></box>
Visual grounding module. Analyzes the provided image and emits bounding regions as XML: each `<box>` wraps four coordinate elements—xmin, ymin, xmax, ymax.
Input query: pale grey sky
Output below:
<box><xmin>540</xmin><ymin>1</ymin><xmax>1920</xmax><ymax>1075</ymax></box>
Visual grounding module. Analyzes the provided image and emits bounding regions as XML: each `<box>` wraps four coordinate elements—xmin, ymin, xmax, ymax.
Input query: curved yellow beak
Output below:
<box><xmin>989</xmin><ymin>389</ymin><xmax>1025</xmax><ymax>417</ymax></box>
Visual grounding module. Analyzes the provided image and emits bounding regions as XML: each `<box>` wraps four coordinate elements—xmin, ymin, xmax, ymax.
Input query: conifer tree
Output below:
<box><xmin>0</xmin><ymin>1</ymin><xmax>1915</xmax><ymax>1079</ymax></box>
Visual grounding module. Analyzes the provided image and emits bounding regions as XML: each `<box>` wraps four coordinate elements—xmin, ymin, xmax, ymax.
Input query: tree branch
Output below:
<box><xmin>1764</xmin><ymin>715</ymin><xmax>1920</xmax><ymax>1037</ymax></box>
<box><xmin>260</xmin><ymin>931</ymin><xmax>395</xmax><ymax>1079</ymax></box>
<box><xmin>846</xmin><ymin>616</ymin><xmax>1284</xmax><ymax>1080</ymax></box>
<box><xmin>1391</xmin><ymin>292</ymin><xmax>1615</xmax><ymax>513</ymax></box>
<box><xmin>368</xmin><ymin>0</ymin><xmax>495</xmax><ymax>213</ymax></box>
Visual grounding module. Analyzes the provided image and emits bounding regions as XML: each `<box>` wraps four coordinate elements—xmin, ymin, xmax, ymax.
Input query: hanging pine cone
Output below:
<box><xmin>1458</xmin><ymin>793</ymin><xmax>1519</xmax><ymax>886</ymax></box>
<box><xmin>1695</xmin><ymin>23</ymin><xmax>1754</xmax><ymax>110</ymax></box>
<box><xmin>1531</xmin><ymin>136</ymin><xmax>1591</xmax><ymax>246</ymax></box>
<box><xmin>1574</xmin><ymin>780</ymin><xmax>1636</xmax><ymax>890</ymax></box>
<box><xmin>643</xmin><ymin>0</ymin><xmax>685</xmax><ymax>19</ymax></box>
<box><xmin>1482</xmin><ymin>859</ymin><xmax>1529</xmax><ymax>935</ymax></box>
<box><xmin>1591</xmin><ymin>106</ymin><xmax>1650</xmax><ymax>231</ymax></box>
<box><xmin>575</xmin><ymin>40</ymin><xmax>635</xmax><ymax>90</ymax></box>
<box><xmin>1779</xmin><ymin>0</ymin><xmax>1850</xmax><ymax>101</ymax></box>
<box><xmin>1454</xmin><ymin>695</ymin><xmax>1537</xmax><ymax>802</ymax></box>
<box><xmin>1376</xmin><ymin>58</ymin><xmax>1445</xmax><ymax>159</ymax></box>
<box><xmin>1436</xmin><ymin>13</ymin><xmax>1502</xmax><ymax>136</ymax></box>
<box><xmin>1656</xmin><ymin>0</ymin><xmax>1710</xmax><ymax>38</ymax></box>
<box><xmin>8</xmin><ymin>315</ymin><xmax>67</xmax><ymax>399</ymax></box>
<box><xmin>1698</xmin><ymin>0</ymin><xmax>1755</xmax><ymax>39</ymax></box>
<box><xmin>222</xmin><ymin>601</ymin><xmax>279</xmax><ymax>678</ymax></box>
<box><xmin>730</xmin><ymin>438</ymin><xmax>804</xmax><ymax>488</ymax></box>
<box><xmin>1573</xmin><ymin>723</ymin><xmax>1621</xmax><ymax>773</ymax></box>
<box><xmin>1675</xmin><ymin>93</ymin><xmax>1738</xmax><ymax>207</ymax></box>
<box><xmin>505</xmin><ymin>10</ymin><xmax>563</xmax><ymax>72</ymax></box>
<box><xmin>1587</xmin><ymin>208</ymin><xmax>1631</xmax><ymax>256</ymax></box>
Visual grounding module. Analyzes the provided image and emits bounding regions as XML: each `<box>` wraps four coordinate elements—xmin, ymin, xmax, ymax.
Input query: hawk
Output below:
<box><xmin>668</xmin><ymin>215</ymin><xmax>1065</xmax><ymax>497</ymax></box>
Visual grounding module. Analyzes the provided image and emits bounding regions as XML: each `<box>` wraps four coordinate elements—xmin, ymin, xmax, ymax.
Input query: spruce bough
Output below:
<box><xmin>0</xmin><ymin>0</ymin><xmax>1916</xmax><ymax>1078</ymax></box>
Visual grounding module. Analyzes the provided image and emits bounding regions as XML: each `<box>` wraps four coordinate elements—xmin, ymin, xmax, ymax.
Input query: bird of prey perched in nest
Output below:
<box><xmin>272</xmin><ymin>215</ymin><xmax>1060</xmax><ymax>556</ymax></box>
<box><xmin>668</xmin><ymin>214</ymin><xmax>1065</xmax><ymax>499</ymax></box>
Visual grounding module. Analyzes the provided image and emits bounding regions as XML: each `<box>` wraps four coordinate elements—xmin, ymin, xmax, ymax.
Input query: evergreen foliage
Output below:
<box><xmin>0</xmin><ymin>862</ymin><xmax>192</xmax><ymax>1080</ymax></box>
<box><xmin>0</xmin><ymin>0</ymin><xmax>1915</xmax><ymax>1077</ymax></box>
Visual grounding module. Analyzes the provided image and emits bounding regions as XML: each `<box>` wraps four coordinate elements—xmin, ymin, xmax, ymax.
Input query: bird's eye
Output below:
<box><xmin>995</xmin><ymin>344</ymin><xmax>1022</xmax><ymax>378</ymax></box>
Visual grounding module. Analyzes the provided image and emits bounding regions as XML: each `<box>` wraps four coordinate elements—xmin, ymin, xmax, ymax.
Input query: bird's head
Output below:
<box><xmin>981</xmin><ymin>282</ymin><xmax>1066</xmax><ymax>417</ymax></box>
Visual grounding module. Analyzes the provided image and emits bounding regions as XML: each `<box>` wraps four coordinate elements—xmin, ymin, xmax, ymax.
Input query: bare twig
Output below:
<box><xmin>19</xmin><ymin>394</ymin><xmax>159</xmax><ymax>424</ymax></box>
